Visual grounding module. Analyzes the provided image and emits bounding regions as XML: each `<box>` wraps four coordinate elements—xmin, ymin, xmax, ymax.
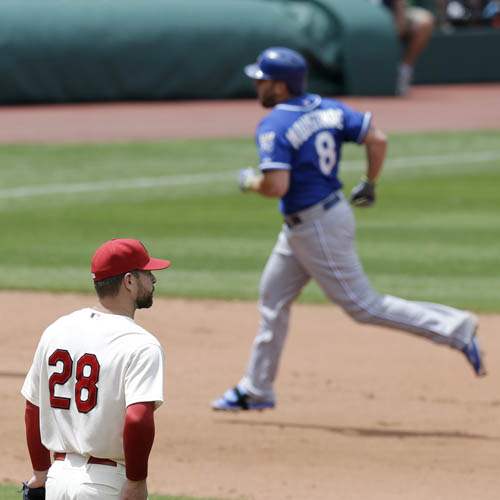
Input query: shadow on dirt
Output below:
<box><xmin>217</xmin><ymin>418</ymin><xmax>499</xmax><ymax>441</ymax></box>
<box><xmin>0</xmin><ymin>371</ymin><xmax>26</xmax><ymax>378</ymax></box>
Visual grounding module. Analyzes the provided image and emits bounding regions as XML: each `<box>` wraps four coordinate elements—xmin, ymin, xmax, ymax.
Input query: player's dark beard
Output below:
<box><xmin>135</xmin><ymin>284</ymin><xmax>154</xmax><ymax>309</ymax></box>
<box><xmin>136</xmin><ymin>292</ymin><xmax>153</xmax><ymax>309</ymax></box>
<box><xmin>261</xmin><ymin>93</ymin><xmax>278</xmax><ymax>108</ymax></box>
<box><xmin>260</xmin><ymin>83</ymin><xmax>280</xmax><ymax>108</ymax></box>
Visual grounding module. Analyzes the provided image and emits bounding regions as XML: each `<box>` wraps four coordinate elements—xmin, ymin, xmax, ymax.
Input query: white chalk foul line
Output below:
<box><xmin>0</xmin><ymin>150</ymin><xmax>499</xmax><ymax>200</ymax></box>
<box><xmin>0</xmin><ymin>171</ymin><xmax>234</xmax><ymax>199</ymax></box>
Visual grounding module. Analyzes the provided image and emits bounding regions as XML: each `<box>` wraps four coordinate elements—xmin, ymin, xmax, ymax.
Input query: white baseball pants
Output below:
<box><xmin>240</xmin><ymin>193</ymin><xmax>475</xmax><ymax>400</ymax></box>
<box><xmin>46</xmin><ymin>453</ymin><xmax>127</xmax><ymax>500</ymax></box>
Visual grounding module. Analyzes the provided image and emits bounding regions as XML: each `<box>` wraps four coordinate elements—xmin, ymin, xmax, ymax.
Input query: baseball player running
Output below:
<box><xmin>22</xmin><ymin>238</ymin><xmax>170</xmax><ymax>500</ymax></box>
<box><xmin>212</xmin><ymin>47</ymin><xmax>486</xmax><ymax>411</ymax></box>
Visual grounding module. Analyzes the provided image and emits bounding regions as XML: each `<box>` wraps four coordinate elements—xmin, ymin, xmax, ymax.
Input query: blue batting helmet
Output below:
<box><xmin>244</xmin><ymin>47</ymin><xmax>307</xmax><ymax>95</ymax></box>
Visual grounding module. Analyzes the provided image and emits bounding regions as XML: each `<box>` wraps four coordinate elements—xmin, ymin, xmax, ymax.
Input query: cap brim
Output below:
<box><xmin>142</xmin><ymin>257</ymin><xmax>171</xmax><ymax>271</ymax></box>
<box><xmin>244</xmin><ymin>64</ymin><xmax>268</xmax><ymax>80</ymax></box>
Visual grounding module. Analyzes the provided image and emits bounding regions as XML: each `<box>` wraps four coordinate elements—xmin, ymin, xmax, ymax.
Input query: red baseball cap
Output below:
<box><xmin>91</xmin><ymin>238</ymin><xmax>171</xmax><ymax>281</ymax></box>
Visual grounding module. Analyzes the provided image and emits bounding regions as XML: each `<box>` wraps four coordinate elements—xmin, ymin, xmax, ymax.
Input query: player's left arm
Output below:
<box><xmin>23</xmin><ymin>400</ymin><xmax>50</xmax><ymax>498</ymax></box>
<box><xmin>22</xmin><ymin>339</ymin><xmax>50</xmax><ymax>498</ymax></box>
<box><xmin>239</xmin><ymin>168</ymin><xmax>290</xmax><ymax>198</ymax></box>
<box><xmin>239</xmin><ymin>120</ymin><xmax>291</xmax><ymax>197</ymax></box>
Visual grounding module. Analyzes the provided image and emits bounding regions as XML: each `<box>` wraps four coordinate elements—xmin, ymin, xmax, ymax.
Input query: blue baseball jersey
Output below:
<box><xmin>255</xmin><ymin>94</ymin><xmax>371</xmax><ymax>214</ymax></box>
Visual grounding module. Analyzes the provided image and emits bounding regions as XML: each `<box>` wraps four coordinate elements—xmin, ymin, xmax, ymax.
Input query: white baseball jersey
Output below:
<box><xmin>21</xmin><ymin>308</ymin><xmax>165</xmax><ymax>463</ymax></box>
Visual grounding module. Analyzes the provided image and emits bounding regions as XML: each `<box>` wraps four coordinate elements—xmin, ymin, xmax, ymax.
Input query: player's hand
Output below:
<box><xmin>26</xmin><ymin>471</ymin><xmax>47</xmax><ymax>489</ymax></box>
<box><xmin>238</xmin><ymin>167</ymin><xmax>258</xmax><ymax>192</ymax></box>
<box><xmin>120</xmin><ymin>479</ymin><xmax>147</xmax><ymax>500</ymax></box>
<box><xmin>22</xmin><ymin>482</ymin><xmax>45</xmax><ymax>500</ymax></box>
<box><xmin>350</xmin><ymin>178</ymin><xmax>376</xmax><ymax>207</ymax></box>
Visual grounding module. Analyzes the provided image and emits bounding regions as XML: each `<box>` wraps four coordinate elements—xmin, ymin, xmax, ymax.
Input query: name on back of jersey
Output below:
<box><xmin>286</xmin><ymin>109</ymin><xmax>343</xmax><ymax>150</ymax></box>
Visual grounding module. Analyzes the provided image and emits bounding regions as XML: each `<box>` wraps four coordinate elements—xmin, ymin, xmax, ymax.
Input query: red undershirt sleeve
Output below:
<box><xmin>123</xmin><ymin>402</ymin><xmax>155</xmax><ymax>481</ymax></box>
<box><xmin>25</xmin><ymin>400</ymin><xmax>51</xmax><ymax>471</ymax></box>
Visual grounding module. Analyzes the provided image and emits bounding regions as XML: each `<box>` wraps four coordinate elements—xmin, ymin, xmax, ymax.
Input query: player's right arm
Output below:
<box><xmin>362</xmin><ymin>124</ymin><xmax>388</xmax><ymax>183</ymax></box>
<box><xmin>349</xmin><ymin>124</ymin><xmax>387</xmax><ymax>207</ymax></box>
<box><xmin>121</xmin><ymin>402</ymin><xmax>155</xmax><ymax>500</ymax></box>
<box><xmin>337</xmin><ymin>97</ymin><xmax>387</xmax><ymax>207</ymax></box>
<box><xmin>120</xmin><ymin>478</ymin><xmax>148</xmax><ymax>500</ymax></box>
<box><xmin>121</xmin><ymin>343</ymin><xmax>164</xmax><ymax>500</ymax></box>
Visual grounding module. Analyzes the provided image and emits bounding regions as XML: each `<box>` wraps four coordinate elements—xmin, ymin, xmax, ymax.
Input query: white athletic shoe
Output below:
<box><xmin>460</xmin><ymin>315</ymin><xmax>486</xmax><ymax>377</ymax></box>
<box><xmin>211</xmin><ymin>385</ymin><xmax>275</xmax><ymax>411</ymax></box>
<box><xmin>396</xmin><ymin>64</ymin><xmax>414</xmax><ymax>96</ymax></box>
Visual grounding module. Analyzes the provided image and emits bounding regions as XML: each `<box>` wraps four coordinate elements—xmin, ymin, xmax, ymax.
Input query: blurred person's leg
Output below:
<box><xmin>397</xmin><ymin>7</ymin><xmax>435</xmax><ymax>94</ymax></box>
<box><xmin>403</xmin><ymin>7</ymin><xmax>435</xmax><ymax>66</ymax></box>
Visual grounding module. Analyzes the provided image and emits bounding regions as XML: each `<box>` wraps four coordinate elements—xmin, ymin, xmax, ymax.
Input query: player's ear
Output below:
<box><xmin>275</xmin><ymin>81</ymin><xmax>287</xmax><ymax>93</ymax></box>
<box><xmin>275</xmin><ymin>80</ymin><xmax>292</xmax><ymax>100</ymax></box>
<box><xmin>122</xmin><ymin>272</ymin><xmax>136</xmax><ymax>292</ymax></box>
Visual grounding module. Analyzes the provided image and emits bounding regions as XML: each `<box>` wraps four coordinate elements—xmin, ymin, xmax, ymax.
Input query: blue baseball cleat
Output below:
<box><xmin>462</xmin><ymin>336</ymin><xmax>487</xmax><ymax>377</ymax></box>
<box><xmin>211</xmin><ymin>385</ymin><xmax>275</xmax><ymax>411</ymax></box>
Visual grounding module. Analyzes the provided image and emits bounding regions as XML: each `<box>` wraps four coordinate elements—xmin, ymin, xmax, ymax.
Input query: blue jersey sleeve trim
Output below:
<box><xmin>259</xmin><ymin>162</ymin><xmax>291</xmax><ymax>171</ymax></box>
<box><xmin>356</xmin><ymin>112</ymin><xmax>372</xmax><ymax>143</ymax></box>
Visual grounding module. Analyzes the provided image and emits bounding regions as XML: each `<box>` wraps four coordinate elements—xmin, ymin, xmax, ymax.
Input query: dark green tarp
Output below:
<box><xmin>0</xmin><ymin>0</ymin><xmax>398</xmax><ymax>103</ymax></box>
<box><xmin>415</xmin><ymin>28</ymin><xmax>500</xmax><ymax>84</ymax></box>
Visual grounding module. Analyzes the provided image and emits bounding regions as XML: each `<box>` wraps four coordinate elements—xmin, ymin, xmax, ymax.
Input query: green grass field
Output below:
<box><xmin>1</xmin><ymin>129</ymin><xmax>499</xmax><ymax>311</ymax></box>
<box><xmin>0</xmin><ymin>484</ymin><xmax>220</xmax><ymax>500</ymax></box>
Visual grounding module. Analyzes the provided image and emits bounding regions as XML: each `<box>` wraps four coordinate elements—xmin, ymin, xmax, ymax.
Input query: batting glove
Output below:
<box><xmin>350</xmin><ymin>177</ymin><xmax>376</xmax><ymax>207</ymax></box>
<box><xmin>238</xmin><ymin>167</ymin><xmax>258</xmax><ymax>192</ymax></box>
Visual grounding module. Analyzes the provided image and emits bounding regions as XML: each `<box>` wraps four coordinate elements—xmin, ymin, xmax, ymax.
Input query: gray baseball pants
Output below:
<box><xmin>240</xmin><ymin>192</ymin><xmax>475</xmax><ymax>400</ymax></box>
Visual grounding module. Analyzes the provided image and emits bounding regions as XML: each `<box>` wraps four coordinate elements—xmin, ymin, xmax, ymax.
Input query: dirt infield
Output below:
<box><xmin>2</xmin><ymin>85</ymin><xmax>500</xmax><ymax>499</ymax></box>
<box><xmin>1</xmin><ymin>84</ymin><xmax>499</xmax><ymax>143</ymax></box>
<box><xmin>2</xmin><ymin>292</ymin><xmax>500</xmax><ymax>500</ymax></box>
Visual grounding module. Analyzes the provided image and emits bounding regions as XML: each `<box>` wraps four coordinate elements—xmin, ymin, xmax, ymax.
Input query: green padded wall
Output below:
<box><xmin>318</xmin><ymin>0</ymin><xmax>400</xmax><ymax>95</ymax></box>
<box><xmin>414</xmin><ymin>28</ymin><xmax>500</xmax><ymax>84</ymax></box>
<box><xmin>0</xmin><ymin>0</ymin><xmax>398</xmax><ymax>103</ymax></box>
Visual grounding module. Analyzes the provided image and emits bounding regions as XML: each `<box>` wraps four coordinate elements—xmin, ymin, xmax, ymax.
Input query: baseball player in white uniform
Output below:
<box><xmin>21</xmin><ymin>238</ymin><xmax>171</xmax><ymax>500</ymax></box>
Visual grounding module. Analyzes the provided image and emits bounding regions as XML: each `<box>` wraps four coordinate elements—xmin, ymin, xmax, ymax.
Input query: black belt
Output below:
<box><xmin>284</xmin><ymin>191</ymin><xmax>341</xmax><ymax>228</ymax></box>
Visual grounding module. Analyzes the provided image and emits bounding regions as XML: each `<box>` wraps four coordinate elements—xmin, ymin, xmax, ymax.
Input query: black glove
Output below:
<box><xmin>22</xmin><ymin>482</ymin><xmax>45</xmax><ymax>500</ymax></box>
<box><xmin>350</xmin><ymin>178</ymin><xmax>376</xmax><ymax>207</ymax></box>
